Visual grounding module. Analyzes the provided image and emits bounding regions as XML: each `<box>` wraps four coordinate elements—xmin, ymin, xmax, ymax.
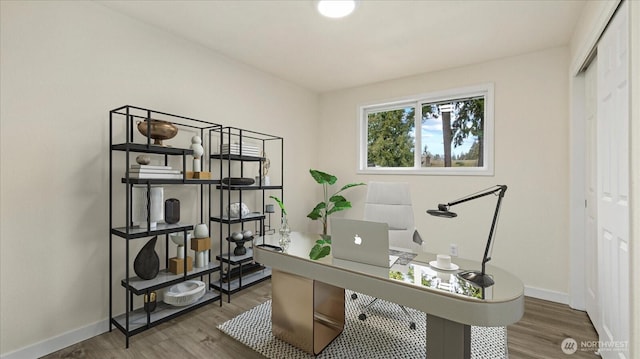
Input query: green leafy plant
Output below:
<box><xmin>309</xmin><ymin>237</ymin><xmax>331</xmax><ymax>260</ymax></box>
<box><xmin>269</xmin><ymin>195</ymin><xmax>286</xmax><ymax>215</ymax></box>
<box><xmin>307</xmin><ymin>169</ymin><xmax>365</xmax><ymax>235</ymax></box>
<box><xmin>307</xmin><ymin>169</ymin><xmax>365</xmax><ymax>260</ymax></box>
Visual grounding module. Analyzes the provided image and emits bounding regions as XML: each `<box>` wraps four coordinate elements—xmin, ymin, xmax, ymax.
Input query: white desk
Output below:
<box><xmin>253</xmin><ymin>232</ymin><xmax>524</xmax><ymax>358</ymax></box>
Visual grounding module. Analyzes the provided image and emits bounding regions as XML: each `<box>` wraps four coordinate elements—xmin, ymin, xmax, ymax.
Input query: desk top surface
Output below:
<box><xmin>254</xmin><ymin>232</ymin><xmax>525</xmax><ymax>327</ymax></box>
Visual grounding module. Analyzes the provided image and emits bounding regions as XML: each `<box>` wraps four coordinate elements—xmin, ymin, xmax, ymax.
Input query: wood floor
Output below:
<box><xmin>42</xmin><ymin>280</ymin><xmax>598</xmax><ymax>359</ymax></box>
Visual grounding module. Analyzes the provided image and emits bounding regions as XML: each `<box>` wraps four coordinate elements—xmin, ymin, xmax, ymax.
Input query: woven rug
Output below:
<box><xmin>218</xmin><ymin>291</ymin><xmax>507</xmax><ymax>359</ymax></box>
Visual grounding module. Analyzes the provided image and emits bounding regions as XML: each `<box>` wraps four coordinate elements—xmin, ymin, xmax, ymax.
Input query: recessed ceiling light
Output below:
<box><xmin>316</xmin><ymin>0</ymin><xmax>356</xmax><ymax>19</ymax></box>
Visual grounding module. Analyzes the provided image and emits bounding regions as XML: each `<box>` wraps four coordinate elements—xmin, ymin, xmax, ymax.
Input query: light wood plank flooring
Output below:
<box><xmin>42</xmin><ymin>281</ymin><xmax>598</xmax><ymax>359</ymax></box>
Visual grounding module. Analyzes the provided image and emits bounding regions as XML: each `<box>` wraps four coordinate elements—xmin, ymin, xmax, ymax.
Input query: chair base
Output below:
<box><xmin>351</xmin><ymin>293</ymin><xmax>417</xmax><ymax>330</ymax></box>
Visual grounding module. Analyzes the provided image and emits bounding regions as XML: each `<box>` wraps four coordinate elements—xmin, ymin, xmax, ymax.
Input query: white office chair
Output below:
<box><xmin>363</xmin><ymin>181</ymin><xmax>422</xmax><ymax>252</ymax></box>
<box><xmin>353</xmin><ymin>181</ymin><xmax>423</xmax><ymax>329</ymax></box>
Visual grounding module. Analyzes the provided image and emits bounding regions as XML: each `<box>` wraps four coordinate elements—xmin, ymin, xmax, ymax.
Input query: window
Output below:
<box><xmin>359</xmin><ymin>84</ymin><xmax>494</xmax><ymax>175</ymax></box>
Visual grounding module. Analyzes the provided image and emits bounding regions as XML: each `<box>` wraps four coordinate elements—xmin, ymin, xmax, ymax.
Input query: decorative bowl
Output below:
<box><xmin>164</xmin><ymin>280</ymin><xmax>206</xmax><ymax>307</ymax></box>
<box><xmin>221</xmin><ymin>177</ymin><xmax>255</xmax><ymax>186</ymax></box>
<box><xmin>169</xmin><ymin>232</ymin><xmax>192</xmax><ymax>246</ymax></box>
<box><xmin>137</xmin><ymin>119</ymin><xmax>178</xmax><ymax>146</ymax></box>
<box><xmin>226</xmin><ymin>235</ymin><xmax>253</xmax><ymax>256</ymax></box>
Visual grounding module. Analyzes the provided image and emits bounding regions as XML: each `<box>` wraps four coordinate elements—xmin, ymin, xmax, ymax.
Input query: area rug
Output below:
<box><xmin>218</xmin><ymin>290</ymin><xmax>507</xmax><ymax>359</ymax></box>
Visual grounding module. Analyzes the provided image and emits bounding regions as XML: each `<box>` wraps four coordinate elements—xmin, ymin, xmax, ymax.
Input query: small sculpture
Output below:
<box><xmin>136</xmin><ymin>155</ymin><xmax>151</xmax><ymax>165</ymax></box>
<box><xmin>262</xmin><ymin>151</ymin><xmax>271</xmax><ymax>177</ymax></box>
<box><xmin>134</xmin><ymin>236</ymin><xmax>160</xmax><ymax>280</ymax></box>
<box><xmin>227</xmin><ymin>202</ymin><xmax>250</xmax><ymax>218</ymax></box>
<box><xmin>190</xmin><ymin>136</ymin><xmax>204</xmax><ymax>172</ymax></box>
<box><xmin>260</xmin><ymin>150</ymin><xmax>271</xmax><ymax>186</ymax></box>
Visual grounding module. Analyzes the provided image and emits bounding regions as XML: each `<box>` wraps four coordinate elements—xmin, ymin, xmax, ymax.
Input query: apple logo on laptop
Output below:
<box><xmin>353</xmin><ymin>234</ymin><xmax>362</xmax><ymax>245</ymax></box>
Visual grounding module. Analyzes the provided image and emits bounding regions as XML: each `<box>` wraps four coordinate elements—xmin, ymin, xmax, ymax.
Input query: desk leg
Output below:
<box><xmin>426</xmin><ymin>315</ymin><xmax>471</xmax><ymax>359</ymax></box>
<box><xmin>271</xmin><ymin>270</ymin><xmax>344</xmax><ymax>355</ymax></box>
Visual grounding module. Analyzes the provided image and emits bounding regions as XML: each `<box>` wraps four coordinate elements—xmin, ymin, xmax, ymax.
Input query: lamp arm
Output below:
<box><xmin>445</xmin><ymin>185</ymin><xmax>508</xmax><ymax>208</ymax></box>
<box><xmin>480</xmin><ymin>185</ymin><xmax>507</xmax><ymax>275</ymax></box>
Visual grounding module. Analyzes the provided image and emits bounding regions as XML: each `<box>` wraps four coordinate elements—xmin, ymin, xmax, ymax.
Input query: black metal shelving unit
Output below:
<box><xmin>209</xmin><ymin>127</ymin><xmax>284</xmax><ymax>302</ymax></box>
<box><xmin>109</xmin><ymin>105</ymin><xmax>223</xmax><ymax>347</ymax></box>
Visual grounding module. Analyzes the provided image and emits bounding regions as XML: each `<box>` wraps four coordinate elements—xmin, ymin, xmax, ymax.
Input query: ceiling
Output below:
<box><xmin>100</xmin><ymin>0</ymin><xmax>586</xmax><ymax>93</ymax></box>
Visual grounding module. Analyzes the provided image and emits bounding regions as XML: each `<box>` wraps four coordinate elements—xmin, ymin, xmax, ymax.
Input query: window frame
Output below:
<box><xmin>358</xmin><ymin>83</ymin><xmax>494</xmax><ymax>176</ymax></box>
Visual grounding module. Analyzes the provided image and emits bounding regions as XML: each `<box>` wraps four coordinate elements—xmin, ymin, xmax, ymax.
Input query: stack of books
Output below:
<box><xmin>219</xmin><ymin>143</ymin><xmax>261</xmax><ymax>157</ymax></box>
<box><xmin>128</xmin><ymin>164</ymin><xmax>183</xmax><ymax>179</ymax></box>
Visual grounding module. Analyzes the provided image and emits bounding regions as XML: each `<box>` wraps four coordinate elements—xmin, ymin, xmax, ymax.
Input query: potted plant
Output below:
<box><xmin>307</xmin><ymin>169</ymin><xmax>365</xmax><ymax>259</ymax></box>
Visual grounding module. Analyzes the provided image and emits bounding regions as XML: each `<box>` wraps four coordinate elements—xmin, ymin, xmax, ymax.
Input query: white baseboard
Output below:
<box><xmin>524</xmin><ymin>285</ymin><xmax>570</xmax><ymax>305</ymax></box>
<box><xmin>0</xmin><ymin>319</ymin><xmax>109</xmax><ymax>359</ymax></box>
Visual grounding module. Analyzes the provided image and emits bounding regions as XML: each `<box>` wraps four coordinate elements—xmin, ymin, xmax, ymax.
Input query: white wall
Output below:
<box><xmin>0</xmin><ymin>1</ymin><xmax>318</xmax><ymax>356</ymax></box>
<box><xmin>318</xmin><ymin>47</ymin><xmax>571</xmax><ymax>299</ymax></box>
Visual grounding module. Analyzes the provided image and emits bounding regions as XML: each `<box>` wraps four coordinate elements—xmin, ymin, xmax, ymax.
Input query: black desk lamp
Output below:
<box><xmin>427</xmin><ymin>185</ymin><xmax>508</xmax><ymax>288</ymax></box>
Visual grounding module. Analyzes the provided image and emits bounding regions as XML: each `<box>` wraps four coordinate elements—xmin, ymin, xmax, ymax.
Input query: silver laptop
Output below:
<box><xmin>331</xmin><ymin>218</ymin><xmax>390</xmax><ymax>267</ymax></box>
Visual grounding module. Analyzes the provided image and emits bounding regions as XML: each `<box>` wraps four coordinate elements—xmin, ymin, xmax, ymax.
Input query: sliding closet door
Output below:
<box><xmin>584</xmin><ymin>57</ymin><xmax>600</xmax><ymax>335</ymax></box>
<box><xmin>596</xmin><ymin>1</ymin><xmax>630</xmax><ymax>358</ymax></box>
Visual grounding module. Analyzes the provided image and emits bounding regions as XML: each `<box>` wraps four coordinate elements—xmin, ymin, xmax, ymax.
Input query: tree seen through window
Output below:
<box><xmin>366</xmin><ymin>97</ymin><xmax>484</xmax><ymax>168</ymax></box>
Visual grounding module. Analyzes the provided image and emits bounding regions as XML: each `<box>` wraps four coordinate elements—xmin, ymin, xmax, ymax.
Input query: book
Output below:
<box><xmin>220</xmin><ymin>144</ymin><xmax>261</xmax><ymax>156</ymax></box>
<box><xmin>218</xmin><ymin>149</ymin><xmax>261</xmax><ymax>156</ymax></box>
<box><xmin>129</xmin><ymin>168</ymin><xmax>181</xmax><ymax>174</ymax></box>
<box><xmin>130</xmin><ymin>164</ymin><xmax>173</xmax><ymax>170</ymax></box>
<box><xmin>127</xmin><ymin>173</ymin><xmax>184</xmax><ymax>179</ymax></box>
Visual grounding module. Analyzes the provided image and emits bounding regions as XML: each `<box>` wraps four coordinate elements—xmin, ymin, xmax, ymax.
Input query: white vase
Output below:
<box><xmin>194</xmin><ymin>223</ymin><xmax>208</xmax><ymax>238</ymax></box>
<box><xmin>279</xmin><ymin>216</ymin><xmax>291</xmax><ymax>251</ymax></box>
<box><xmin>132</xmin><ymin>186</ymin><xmax>164</xmax><ymax>228</ymax></box>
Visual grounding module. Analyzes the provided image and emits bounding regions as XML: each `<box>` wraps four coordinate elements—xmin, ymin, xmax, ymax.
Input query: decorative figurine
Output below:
<box><xmin>261</xmin><ymin>150</ymin><xmax>271</xmax><ymax>186</ymax></box>
<box><xmin>190</xmin><ymin>135</ymin><xmax>204</xmax><ymax>172</ymax></box>
<box><xmin>136</xmin><ymin>154</ymin><xmax>151</xmax><ymax>165</ymax></box>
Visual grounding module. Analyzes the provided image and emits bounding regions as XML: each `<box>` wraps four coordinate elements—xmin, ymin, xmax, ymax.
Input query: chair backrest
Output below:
<box><xmin>363</xmin><ymin>181</ymin><xmax>420</xmax><ymax>252</ymax></box>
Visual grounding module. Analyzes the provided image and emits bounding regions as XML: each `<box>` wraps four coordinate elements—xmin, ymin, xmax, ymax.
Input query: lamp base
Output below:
<box><xmin>457</xmin><ymin>270</ymin><xmax>495</xmax><ymax>288</ymax></box>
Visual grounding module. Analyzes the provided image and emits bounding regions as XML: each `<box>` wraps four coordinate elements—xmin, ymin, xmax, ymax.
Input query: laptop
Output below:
<box><xmin>331</xmin><ymin>218</ymin><xmax>392</xmax><ymax>267</ymax></box>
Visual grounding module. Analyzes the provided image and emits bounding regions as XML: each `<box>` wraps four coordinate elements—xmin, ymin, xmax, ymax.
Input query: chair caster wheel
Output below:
<box><xmin>358</xmin><ymin>313</ymin><xmax>367</xmax><ymax>321</ymax></box>
<box><xmin>351</xmin><ymin>293</ymin><xmax>358</xmax><ymax>300</ymax></box>
<box><xmin>410</xmin><ymin>322</ymin><xmax>416</xmax><ymax>330</ymax></box>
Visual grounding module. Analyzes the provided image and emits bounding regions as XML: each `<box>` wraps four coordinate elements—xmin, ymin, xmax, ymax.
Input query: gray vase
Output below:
<box><xmin>134</xmin><ymin>236</ymin><xmax>160</xmax><ymax>280</ymax></box>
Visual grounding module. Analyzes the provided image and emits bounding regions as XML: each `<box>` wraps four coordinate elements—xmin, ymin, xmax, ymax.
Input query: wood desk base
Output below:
<box><xmin>271</xmin><ymin>270</ymin><xmax>345</xmax><ymax>355</ymax></box>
